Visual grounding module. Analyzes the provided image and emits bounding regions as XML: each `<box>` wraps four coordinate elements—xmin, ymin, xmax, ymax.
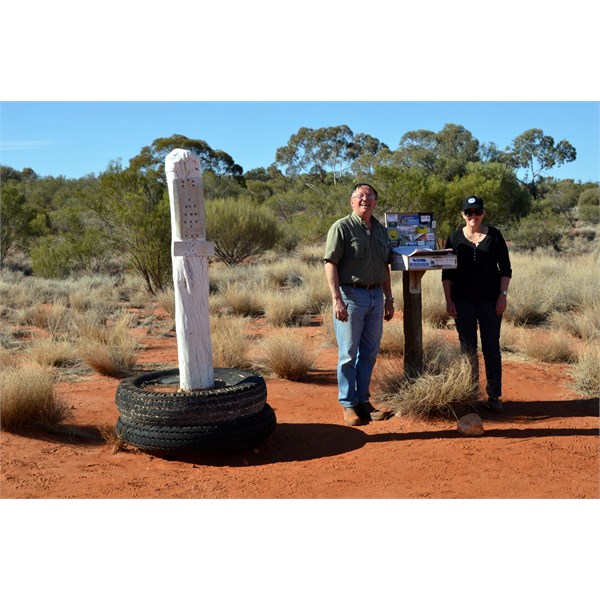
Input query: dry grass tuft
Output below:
<box><xmin>0</xmin><ymin>365</ymin><xmax>71</xmax><ymax>431</ymax></box>
<box><xmin>27</xmin><ymin>338</ymin><xmax>80</xmax><ymax>368</ymax></box>
<box><xmin>375</xmin><ymin>354</ymin><xmax>476</xmax><ymax>419</ymax></box>
<box><xmin>570</xmin><ymin>344</ymin><xmax>600</xmax><ymax>397</ymax></box>
<box><xmin>80</xmin><ymin>344</ymin><xmax>141</xmax><ymax>377</ymax></box>
<box><xmin>263</xmin><ymin>288</ymin><xmax>313</xmax><ymax>327</ymax></box>
<box><xmin>210</xmin><ymin>315</ymin><xmax>251</xmax><ymax>369</ymax></box>
<box><xmin>318</xmin><ymin>304</ymin><xmax>336</xmax><ymax>346</ymax></box>
<box><xmin>78</xmin><ymin>312</ymin><xmax>142</xmax><ymax>377</ymax></box>
<box><xmin>220</xmin><ymin>281</ymin><xmax>264</xmax><ymax>317</ymax></box>
<box><xmin>99</xmin><ymin>423</ymin><xmax>127</xmax><ymax>454</ymax></box>
<box><xmin>155</xmin><ymin>289</ymin><xmax>176</xmax><ymax>319</ymax></box>
<box><xmin>500</xmin><ymin>320</ymin><xmax>521</xmax><ymax>353</ymax></box>
<box><xmin>295</xmin><ymin>244</ymin><xmax>325</xmax><ymax>264</ymax></box>
<box><xmin>0</xmin><ymin>346</ymin><xmax>21</xmax><ymax>369</ymax></box>
<box><xmin>252</xmin><ymin>330</ymin><xmax>318</xmax><ymax>381</ymax></box>
<box><xmin>517</xmin><ymin>330</ymin><xmax>577</xmax><ymax>363</ymax></box>
<box><xmin>420</xmin><ymin>272</ymin><xmax>452</xmax><ymax>328</ymax></box>
<box><xmin>379</xmin><ymin>319</ymin><xmax>405</xmax><ymax>356</ymax></box>
<box><xmin>549</xmin><ymin>304</ymin><xmax>600</xmax><ymax>343</ymax></box>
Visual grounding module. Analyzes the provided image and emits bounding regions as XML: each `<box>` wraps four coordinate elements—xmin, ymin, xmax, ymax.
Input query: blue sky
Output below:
<box><xmin>1</xmin><ymin>101</ymin><xmax>598</xmax><ymax>182</ymax></box>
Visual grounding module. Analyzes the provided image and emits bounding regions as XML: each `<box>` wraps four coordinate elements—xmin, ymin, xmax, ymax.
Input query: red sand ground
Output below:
<box><xmin>2</xmin><ymin>316</ymin><xmax>598</xmax><ymax>500</ymax></box>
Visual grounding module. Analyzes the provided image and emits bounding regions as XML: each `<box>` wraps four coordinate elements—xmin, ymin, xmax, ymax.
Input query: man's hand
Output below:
<box><xmin>384</xmin><ymin>298</ymin><xmax>395</xmax><ymax>321</ymax></box>
<box><xmin>333</xmin><ymin>297</ymin><xmax>348</xmax><ymax>322</ymax></box>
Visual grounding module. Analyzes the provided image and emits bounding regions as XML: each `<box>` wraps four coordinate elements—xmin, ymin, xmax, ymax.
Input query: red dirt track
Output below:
<box><xmin>2</xmin><ymin>321</ymin><xmax>598</xmax><ymax>500</ymax></box>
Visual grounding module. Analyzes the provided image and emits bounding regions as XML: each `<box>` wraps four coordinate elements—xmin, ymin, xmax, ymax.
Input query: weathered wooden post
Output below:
<box><xmin>402</xmin><ymin>270</ymin><xmax>425</xmax><ymax>379</ymax></box>
<box><xmin>165</xmin><ymin>149</ymin><xmax>214</xmax><ymax>391</ymax></box>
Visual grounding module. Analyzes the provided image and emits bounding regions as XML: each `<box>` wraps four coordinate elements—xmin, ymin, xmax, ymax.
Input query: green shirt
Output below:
<box><xmin>324</xmin><ymin>212</ymin><xmax>391</xmax><ymax>285</ymax></box>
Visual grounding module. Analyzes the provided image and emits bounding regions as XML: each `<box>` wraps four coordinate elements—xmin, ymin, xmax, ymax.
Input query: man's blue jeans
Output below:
<box><xmin>334</xmin><ymin>285</ymin><xmax>384</xmax><ymax>408</ymax></box>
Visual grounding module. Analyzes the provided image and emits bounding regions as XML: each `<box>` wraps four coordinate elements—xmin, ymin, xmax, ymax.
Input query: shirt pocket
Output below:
<box><xmin>374</xmin><ymin>237</ymin><xmax>390</xmax><ymax>262</ymax></box>
<box><xmin>350</xmin><ymin>237</ymin><xmax>368</xmax><ymax>259</ymax></box>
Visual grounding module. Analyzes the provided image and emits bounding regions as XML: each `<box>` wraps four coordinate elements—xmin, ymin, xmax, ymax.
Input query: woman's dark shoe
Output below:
<box><xmin>471</xmin><ymin>398</ymin><xmax>503</xmax><ymax>414</ymax></box>
<box><xmin>486</xmin><ymin>398</ymin><xmax>504</xmax><ymax>413</ymax></box>
<box><xmin>356</xmin><ymin>402</ymin><xmax>391</xmax><ymax>421</ymax></box>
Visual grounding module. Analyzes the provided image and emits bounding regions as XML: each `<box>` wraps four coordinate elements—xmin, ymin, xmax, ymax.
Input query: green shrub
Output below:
<box><xmin>578</xmin><ymin>188</ymin><xmax>600</xmax><ymax>224</ymax></box>
<box><xmin>206</xmin><ymin>198</ymin><xmax>284</xmax><ymax>266</ymax></box>
<box><xmin>508</xmin><ymin>209</ymin><xmax>566</xmax><ymax>251</ymax></box>
<box><xmin>31</xmin><ymin>238</ymin><xmax>74</xmax><ymax>279</ymax></box>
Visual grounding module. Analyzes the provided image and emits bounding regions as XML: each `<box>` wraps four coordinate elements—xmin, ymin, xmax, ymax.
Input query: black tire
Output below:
<box><xmin>116</xmin><ymin>404</ymin><xmax>276</xmax><ymax>452</ymax></box>
<box><xmin>116</xmin><ymin>368</ymin><xmax>267</xmax><ymax>426</ymax></box>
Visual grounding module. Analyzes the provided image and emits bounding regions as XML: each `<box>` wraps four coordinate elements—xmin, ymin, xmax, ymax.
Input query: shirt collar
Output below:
<box><xmin>349</xmin><ymin>211</ymin><xmax>378</xmax><ymax>228</ymax></box>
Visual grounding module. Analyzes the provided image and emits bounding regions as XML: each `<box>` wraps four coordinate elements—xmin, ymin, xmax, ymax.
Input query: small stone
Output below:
<box><xmin>457</xmin><ymin>413</ymin><xmax>485</xmax><ymax>436</ymax></box>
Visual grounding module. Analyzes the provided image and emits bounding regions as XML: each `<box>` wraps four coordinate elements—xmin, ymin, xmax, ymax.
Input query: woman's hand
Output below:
<box><xmin>496</xmin><ymin>293</ymin><xmax>507</xmax><ymax>316</ymax></box>
<box><xmin>446</xmin><ymin>299</ymin><xmax>457</xmax><ymax>319</ymax></box>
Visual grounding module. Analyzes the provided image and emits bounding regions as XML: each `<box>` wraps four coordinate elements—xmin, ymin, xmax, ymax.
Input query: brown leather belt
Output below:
<box><xmin>343</xmin><ymin>282</ymin><xmax>381</xmax><ymax>290</ymax></box>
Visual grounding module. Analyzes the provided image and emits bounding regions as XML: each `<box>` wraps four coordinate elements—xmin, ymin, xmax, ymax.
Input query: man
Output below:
<box><xmin>324</xmin><ymin>183</ymin><xmax>395</xmax><ymax>426</ymax></box>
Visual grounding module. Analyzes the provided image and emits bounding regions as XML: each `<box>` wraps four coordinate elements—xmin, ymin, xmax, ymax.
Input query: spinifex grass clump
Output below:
<box><xmin>263</xmin><ymin>288</ymin><xmax>313</xmax><ymax>327</ymax></box>
<box><xmin>252</xmin><ymin>330</ymin><xmax>318</xmax><ymax>381</ymax></box>
<box><xmin>27</xmin><ymin>338</ymin><xmax>80</xmax><ymax>368</ymax></box>
<box><xmin>77</xmin><ymin>312</ymin><xmax>142</xmax><ymax>377</ymax></box>
<box><xmin>570</xmin><ymin>343</ymin><xmax>600</xmax><ymax>397</ymax></box>
<box><xmin>0</xmin><ymin>365</ymin><xmax>71</xmax><ymax>431</ymax></box>
<box><xmin>375</xmin><ymin>344</ymin><xmax>475</xmax><ymax>419</ymax></box>
<box><xmin>517</xmin><ymin>330</ymin><xmax>577</xmax><ymax>363</ymax></box>
<box><xmin>210</xmin><ymin>314</ymin><xmax>251</xmax><ymax>369</ymax></box>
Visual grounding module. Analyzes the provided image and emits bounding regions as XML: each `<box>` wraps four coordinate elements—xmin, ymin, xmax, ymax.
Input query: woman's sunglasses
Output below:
<box><xmin>464</xmin><ymin>209</ymin><xmax>483</xmax><ymax>216</ymax></box>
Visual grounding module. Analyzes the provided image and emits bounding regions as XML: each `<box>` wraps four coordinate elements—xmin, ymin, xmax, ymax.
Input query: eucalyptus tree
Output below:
<box><xmin>129</xmin><ymin>134</ymin><xmax>244</xmax><ymax>185</ymax></box>
<box><xmin>502</xmin><ymin>128</ymin><xmax>576</xmax><ymax>199</ymax></box>
<box><xmin>274</xmin><ymin>125</ymin><xmax>388</xmax><ymax>189</ymax></box>
<box><xmin>396</xmin><ymin>123</ymin><xmax>480</xmax><ymax>181</ymax></box>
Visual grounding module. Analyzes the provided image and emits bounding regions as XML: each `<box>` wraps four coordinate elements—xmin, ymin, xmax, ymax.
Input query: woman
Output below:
<box><xmin>442</xmin><ymin>196</ymin><xmax>512</xmax><ymax>413</ymax></box>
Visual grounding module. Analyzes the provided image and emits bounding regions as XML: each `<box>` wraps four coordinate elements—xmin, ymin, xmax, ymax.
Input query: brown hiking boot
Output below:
<box><xmin>343</xmin><ymin>406</ymin><xmax>362</xmax><ymax>426</ymax></box>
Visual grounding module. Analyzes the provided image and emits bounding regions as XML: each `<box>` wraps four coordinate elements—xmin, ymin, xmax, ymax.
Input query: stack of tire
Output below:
<box><xmin>115</xmin><ymin>368</ymin><xmax>276</xmax><ymax>454</ymax></box>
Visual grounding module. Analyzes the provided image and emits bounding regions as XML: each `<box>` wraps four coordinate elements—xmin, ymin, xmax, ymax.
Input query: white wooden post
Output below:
<box><xmin>165</xmin><ymin>149</ymin><xmax>215</xmax><ymax>391</ymax></box>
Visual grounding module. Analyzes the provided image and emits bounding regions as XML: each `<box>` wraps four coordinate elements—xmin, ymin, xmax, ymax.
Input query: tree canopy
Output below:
<box><xmin>396</xmin><ymin>123</ymin><xmax>481</xmax><ymax>181</ymax></box>
<box><xmin>274</xmin><ymin>125</ymin><xmax>387</xmax><ymax>187</ymax></box>
<box><xmin>503</xmin><ymin>128</ymin><xmax>577</xmax><ymax>198</ymax></box>
<box><xmin>129</xmin><ymin>134</ymin><xmax>243</xmax><ymax>183</ymax></box>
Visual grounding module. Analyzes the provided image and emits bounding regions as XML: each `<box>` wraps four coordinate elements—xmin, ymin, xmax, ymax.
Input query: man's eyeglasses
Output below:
<box><xmin>464</xmin><ymin>209</ymin><xmax>483</xmax><ymax>216</ymax></box>
<box><xmin>352</xmin><ymin>193</ymin><xmax>376</xmax><ymax>200</ymax></box>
